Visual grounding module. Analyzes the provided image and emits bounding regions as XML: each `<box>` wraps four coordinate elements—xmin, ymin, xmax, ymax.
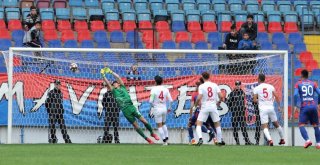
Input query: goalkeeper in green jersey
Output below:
<box><xmin>101</xmin><ymin>67</ymin><xmax>160</xmax><ymax>144</ymax></box>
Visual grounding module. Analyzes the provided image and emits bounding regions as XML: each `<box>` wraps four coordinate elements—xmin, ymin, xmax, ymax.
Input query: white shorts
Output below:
<box><xmin>260</xmin><ymin>108</ymin><xmax>278</xmax><ymax>124</ymax></box>
<box><xmin>197</xmin><ymin>108</ymin><xmax>220</xmax><ymax>123</ymax></box>
<box><xmin>154</xmin><ymin>109</ymin><xmax>167</xmax><ymax>124</ymax></box>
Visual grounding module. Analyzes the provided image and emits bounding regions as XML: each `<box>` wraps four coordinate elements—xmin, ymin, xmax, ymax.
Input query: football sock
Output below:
<box><xmin>188</xmin><ymin>127</ymin><xmax>194</xmax><ymax>140</ymax></box>
<box><xmin>299</xmin><ymin>126</ymin><xmax>309</xmax><ymax>141</ymax></box>
<box><xmin>277</xmin><ymin>126</ymin><xmax>284</xmax><ymax>139</ymax></box>
<box><xmin>201</xmin><ymin>125</ymin><xmax>208</xmax><ymax>133</ymax></box>
<box><xmin>314</xmin><ymin>127</ymin><xmax>320</xmax><ymax>143</ymax></box>
<box><xmin>163</xmin><ymin>125</ymin><xmax>169</xmax><ymax>138</ymax></box>
<box><xmin>196</xmin><ymin>126</ymin><xmax>202</xmax><ymax>139</ymax></box>
<box><xmin>158</xmin><ymin>127</ymin><xmax>165</xmax><ymax>141</ymax></box>
<box><xmin>216</xmin><ymin>126</ymin><xmax>222</xmax><ymax>142</ymax></box>
<box><xmin>144</xmin><ymin>123</ymin><xmax>153</xmax><ymax>134</ymax></box>
<box><xmin>263</xmin><ymin>128</ymin><xmax>272</xmax><ymax>141</ymax></box>
<box><xmin>135</xmin><ymin>128</ymin><xmax>147</xmax><ymax>139</ymax></box>
<box><xmin>209</xmin><ymin>128</ymin><xmax>215</xmax><ymax>136</ymax></box>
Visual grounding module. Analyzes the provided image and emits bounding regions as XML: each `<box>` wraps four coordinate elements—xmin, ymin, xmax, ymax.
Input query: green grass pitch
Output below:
<box><xmin>0</xmin><ymin>144</ymin><xmax>319</xmax><ymax>165</ymax></box>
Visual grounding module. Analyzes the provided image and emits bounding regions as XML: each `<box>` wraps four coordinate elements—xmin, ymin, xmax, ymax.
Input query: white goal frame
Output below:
<box><xmin>6</xmin><ymin>47</ymin><xmax>289</xmax><ymax>145</ymax></box>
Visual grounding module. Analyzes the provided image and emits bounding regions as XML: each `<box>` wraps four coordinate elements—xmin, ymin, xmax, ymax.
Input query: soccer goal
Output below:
<box><xmin>1</xmin><ymin>48</ymin><xmax>288</xmax><ymax>145</ymax></box>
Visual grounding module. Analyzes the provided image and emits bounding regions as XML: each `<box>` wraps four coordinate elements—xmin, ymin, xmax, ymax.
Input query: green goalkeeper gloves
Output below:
<box><xmin>100</xmin><ymin>67</ymin><xmax>113</xmax><ymax>77</ymax></box>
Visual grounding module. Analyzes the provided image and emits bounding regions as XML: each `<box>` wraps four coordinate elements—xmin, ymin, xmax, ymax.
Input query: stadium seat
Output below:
<box><xmin>150</xmin><ymin>0</ymin><xmax>163</xmax><ymax>11</ymax></box>
<box><xmin>8</xmin><ymin>20</ymin><xmax>21</xmax><ymax>31</ymax></box>
<box><xmin>61</xmin><ymin>30</ymin><xmax>75</xmax><ymax>42</ymax></box>
<box><xmin>257</xmin><ymin>32</ymin><xmax>269</xmax><ymax>44</ymax></box>
<box><xmin>175</xmin><ymin>31</ymin><xmax>189</xmax><ymax>43</ymax></box>
<box><xmin>268</xmin><ymin>22</ymin><xmax>282</xmax><ymax>33</ymax></box>
<box><xmin>88</xmin><ymin>9</ymin><xmax>103</xmax><ymax>19</ymax></box>
<box><xmin>198</xmin><ymin>0</ymin><xmax>211</xmax><ymax>11</ymax></box>
<box><xmin>171</xmin><ymin>10</ymin><xmax>186</xmax><ymax>32</ymax></box>
<box><xmin>90</xmin><ymin>21</ymin><xmax>105</xmax><ymax>32</ymax></box>
<box><xmin>20</xmin><ymin>0</ymin><xmax>34</xmax><ymax>8</ymax></box>
<box><xmin>246</xmin><ymin>1</ymin><xmax>259</xmax><ymax>11</ymax></box>
<box><xmin>191</xmin><ymin>31</ymin><xmax>205</xmax><ymax>43</ymax></box>
<box><xmin>162</xmin><ymin>40</ymin><xmax>176</xmax><ymax>49</ymax></box>
<box><xmin>218</xmin><ymin>11</ymin><xmax>232</xmax><ymax>32</ymax></box>
<box><xmin>183</xmin><ymin>1</ymin><xmax>196</xmax><ymax>11</ymax></box>
<box><xmin>107</xmin><ymin>21</ymin><xmax>121</xmax><ymax>32</ymax></box>
<box><xmin>94</xmin><ymin>31</ymin><xmax>108</xmax><ymax>43</ymax></box>
<box><xmin>53</xmin><ymin>0</ymin><xmax>67</xmax><ymax>8</ymax></box>
<box><xmin>201</xmin><ymin>11</ymin><xmax>217</xmax><ymax>32</ymax></box>
<box><xmin>74</xmin><ymin>21</ymin><xmax>89</xmax><ymax>32</ymax></box>
<box><xmin>288</xmin><ymin>32</ymin><xmax>303</xmax><ymax>44</ymax></box>
<box><xmin>97</xmin><ymin>42</ymin><xmax>111</xmax><ymax>48</ymax></box>
<box><xmin>300</xmin><ymin>11</ymin><xmax>315</xmax><ymax>28</ymax></box>
<box><xmin>11</xmin><ymin>29</ymin><xmax>24</xmax><ymax>43</ymax></box>
<box><xmin>0</xmin><ymin>39</ymin><xmax>11</xmax><ymax>51</ymax></box>
<box><xmin>284</xmin><ymin>12</ymin><xmax>299</xmax><ymax>33</ymax></box>
<box><xmin>142</xmin><ymin>31</ymin><xmax>154</xmax><ymax>43</ymax></box>
<box><xmin>81</xmin><ymin>40</ymin><xmax>95</xmax><ymax>48</ymax></box>
<box><xmin>234</xmin><ymin>11</ymin><xmax>248</xmax><ymax>31</ymax></box>
<box><xmin>213</xmin><ymin>1</ymin><xmax>226</xmax><ymax>12</ymax></box>
<box><xmin>139</xmin><ymin>21</ymin><xmax>152</xmax><ymax>31</ymax></box>
<box><xmin>186</xmin><ymin>10</ymin><xmax>200</xmax><ymax>22</ymax></box>
<box><xmin>252</xmin><ymin>11</ymin><xmax>266</xmax><ymax>32</ymax></box>
<box><xmin>118</xmin><ymin>0</ymin><xmax>132</xmax><ymax>12</ymax></box>
<box><xmin>85</xmin><ymin>0</ymin><xmax>99</xmax><ymax>8</ymax></box>
<box><xmin>195</xmin><ymin>41</ymin><xmax>208</xmax><ymax>49</ymax></box>
<box><xmin>5</xmin><ymin>8</ymin><xmax>20</xmax><ymax>21</ymax></box>
<box><xmin>0</xmin><ymin>20</ymin><xmax>5</xmax><ymax>30</ymax></box>
<box><xmin>272</xmin><ymin>32</ymin><xmax>286</xmax><ymax>45</ymax></box>
<box><xmin>306</xmin><ymin>60</ymin><xmax>319</xmax><ymax>71</ymax></box>
<box><xmin>137</xmin><ymin>10</ymin><xmax>151</xmax><ymax>22</ymax></box>
<box><xmin>77</xmin><ymin>30</ymin><xmax>92</xmax><ymax>42</ymax></box>
<box><xmin>57</xmin><ymin>20</ymin><xmax>71</xmax><ymax>31</ymax></box>
<box><xmin>126</xmin><ymin>31</ymin><xmax>140</xmax><ymax>43</ymax></box>
<box><xmin>156</xmin><ymin>21</ymin><xmax>170</xmax><ymax>32</ymax></box>
<box><xmin>110</xmin><ymin>31</ymin><xmax>125</xmax><ymax>43</ymax></box>
<box><xmin>187</xmin><ymin>22</ymin><xmax>201</xmax><ymax>32</ymax></box>
<box><xmin>262</xmin><ymin>1</ymin><xmax>275</xmax><ymax>14</ymax></box>
<box><xmin>159</xmin><ymin>31</ymin><xmax>172</xmax><ymax>43</ymax></box>
<box><xmin>56</xmin><ymin>8</ymin><xmax>70</xmax><ymax>20</ymax></box>
<box><xmin>37</xmin><ymin>0</ymin><xmax>50</xmax><ymax>8</ymax></box>
<box><xmin>41</xmin><ymin>20</ymin><xmax>55</xmax><ymax>31</ymax></box>
<box><xmin>276</xmin><ymin>43</ymin><xmax>290</xmax><ymax>51</ymax></box>
<box><xmin>261</xmin><ymin>42</ymin><xmax>273</xmax><ymax>50</ymax></box>
<box><xmin>105</xmin><ymin>9</ymin><xmax>120</xmax><ymax>22</ymax></box>
<box><xmin>0</xmin><ymin>29</ymin><xmax>11</xmax><ymax>39</ymax></box>
<box><xmin>293</xmin><ymin>43</ymin><xmax>307</xmax><ymax>54</ymax></box>
<box><xmin>44</xmin><ymin>30</ymin><xmax>58</xmax><ymax>41</ymax></box>
<box><xmin>268</xmin><ymin>11</ymin><xmax>283</xmax><ymax>33</ymax></box>
<box><xmin>134</xmin><ymin>0</ymin><xmax>148</xmax><ymax>10</ymax></box>
<box><xmin>294</xmin><ymin>1</ymin><xmax>308</xmax><ymax>16</ymax></box>
<box><xmin>278</xmin><ymin>1</ymin><xmax>292</xmax><ymax>13</ymax></box>
<box><xmin>21</xmin><ymin>8</ymin><xmax>30</xmax><ymax>20</ymax></box>
<box><xmin>123</xmin><ymin>21</ymin><xmax>137</xmax><ymax>32</ymax></box>
<box><xmin>179</xmin><ymin>41</ymin><xmax>193</xmax><ymax>49</ymax></box>
<box><xmin>102</xmin><ymin>0</ymin><xmax>115</xmax><ymax>11</ymax></box>
<box><xmin>299</xmin><ymin>51</ymin><xmax>313</xmax><ymax>64</ymax></box>
<box><xmin>40</xmin><ymin>8</ymin><xmax>54</xmax><ymax>20</ymax></box>
<box><xmin>69</xmin><ymin>0</ymin><xmax>83</xmax><ymax>7</ymax></box>
<box><xmin>207</xmin><ymin>32</ymin><xmax>222</xmax><ymax>45</ymax></box>
<box><xmin>48</xmin><ymin>40</ymin><xmax>62</xmax><ymax>48</ymax></box>
<box><xmin>166</xmin><ymin>0</ymin><xmax>179</xmax><ymax>12</ymax></box>
<box><xmin>64</xmin><ymin>40</ymin><xmax>78</xmax><ymax>48</ymax></box>
<box><xmin>72</xmin><ymin>8</ymin><xmax>87</xmax><ymax>20</ymax></box>
<box><xmin>229</xmin><ymin>0</ymin><xmax>242</xmax><ymax>12</ymax></box>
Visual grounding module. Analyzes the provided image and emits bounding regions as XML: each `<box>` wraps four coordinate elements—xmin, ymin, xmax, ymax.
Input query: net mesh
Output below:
<box><xmin>2</xmin><ymin>50</ymin><xmax>285</xmax><ymax>145</ymax></box>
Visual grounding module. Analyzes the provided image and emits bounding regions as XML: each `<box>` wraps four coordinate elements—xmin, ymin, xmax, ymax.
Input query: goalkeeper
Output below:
<box><xmin>101</xmin><ymin>67</ymin><xmax>160</xmax><ymax>144</ymax></box>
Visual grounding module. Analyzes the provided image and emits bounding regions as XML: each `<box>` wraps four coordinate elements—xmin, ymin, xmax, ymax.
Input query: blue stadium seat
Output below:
<box><xmin>201</xmin><ymin>10</ymin><xmax>216</xmax><ymax>22</ymax></box>
<box><xmin>153</xmin><ymin>9</ymin><xmax>168</xmax><ymax>17</ymax></box>
<box><xmin>293</xmin><ymin>43</ymin><xmax>307</xmax><ymax>54</ymax></box>
<box><xmin>64</xmin><ymin>40</ymin><xmax>78</xmax><ymax>48</ymax></box>
<box><xmin>294</xmin><ymin>1</ymin><xmax>308</xmax><ymax>16</ymax></box>
<box><xmin>183</xmin><ymin>1</ymin><xmax>196</xmax><ymax>11</ymax></box>
<box><xmin>97</xmin><ymin>42</ymin><xmax>111</xmax><ymax>48</ymax></box>
<box><xmin>272</xmin><ymin>32</ymin><xmax>286</xmax><ymax>44</ymax></box>
<box><xmin>262</xmin><ymin>1</ymin><xmax>275</xmax><ymax>14</ymax></box>
<box><xmin>0</xmin><ymin>8</ymin><xmax>3</xmax><ymax>19</ymax></box>
<box><xmin>56</xmin><ymin>8</ymin><xmax>70</xmax><ymax>20</ymax></box>
<box><xmin>300</xmin><ymin>11</ymin><xmax>315</xmax><ymax>28</ymax></box>
<box><xmin>93</xmin><ymin>31</ymin><xmax>108</xmax><ymax>43</ymax></box>
<box><xmin>85</xmin><ymin>0</ymin><xmax>99</xmax><ymax>8</ymax></box>
<box><xmin>252</xmin><ymin>11</ymin><xmax>265</xmax><ymax>22</ymax></box>
<box><xmin>22</xmin><ymin>8</ymin><xmax>30</xmax><ymax>20</ymax></box>
<box><xmin>105</xmin><ymin>9</ymin><xmax>119</xmax><ymax>22</ymax></box>
<box><xmin>257</xmin><ymin>32</ymin><xmax>269</xmax><ymax>44</ymax></box>
<box><xmin>166</xmin><ymin>0</ymin><xmax>180</xmax><ymax>12</ymax></box>
<box><xmin>12</xmin><ymin>30</ymin><xmax>24</xmax><ymax>43</ymax></box>
<box><xmin>246</xmin><ymin>1</ymin><xmax>259</xmax><ymax>11</ymax></box>
<box><xmin>69</xmin><ymin>0</ymin><xmax>83</xmax><ymax>7</ymax></box>
<box><xmin>5</xmin><ymin>8</ymin><xmax>20</xmax><ymax>20</ymax></box>
<box><xmin>276</xmin><ymin>43</ymin><xmax>290</xmax><ymax>51</ymax></box>
<box><xmin>48</xmin><ymin>40</ymin><xmax>62</xmax><ymax>48</ymax></box>
<box><xmin>277</xmin><ymin>1</ymin><xmax>292</xmax><ymax>13</ymax></box>
<box><xmin>118</xmin><ymin>0</ymin><xmax>132</xmax><ymax>12</ymax></box>
<box><xmin>234</xmin><ymin>10</ymin><xmax>248</xmax><ymax>22</ymax></box>
<box><xmin>0</xmin><ymin>39</ymin><xmax>11</xmax><ymax>51</ymax></box>
<box><xmin>208</xmin><ymin>32</ymin><xmax>222</xmax><ymax>45</ymax></box>
<box><xmin>288</xmin><ymin>32</ymin><xmax>303</xmax><ymax>44</ymax></box>
<box><xmin>213</xmin><ymin>0</ymin><xmax>226</xmax><ymax>12</ymax></box>
<box><xmin>195</xmin><ymin>41</ymin><xmax>208</xmax><ymax>49</ymax></box>
<box><xmin>186</xmin><ymin>10</ymin><xmax>200</xmax><ymax>22</ymax></box>
<box><xmin>88</xmin><ymin>9</ymin><xmax>103</xmax><ymax>18</ymax></box>
<box><xmin>179</xmin><ymin>41</ymin><xmax>193</xmax><ymax>49</ymax></box>
<box><xmin>162</xmin><ymin>40</ymin><xmax>176</xmax><ymax>49</ymax></box>
<box><xmin>110</xmin><ymin>31</ymin><xmax>125</xmax><ymax>43</ymax></box>
<box><xmin>197</xmin><ymin>0</ymin><xmax>211</xmax><ymax>12</ymax></box>
<box><xmin>134</xmin><ymin>0</ymin><xmax>148</xmax><ymax>11</ymax></box>
<box><xmin>150</xmin><ymin>0</ymin><xmax>163</xmax><ymax>11</ymax></box>
<box><xmin>122</xmin><ymin>10</ymin><xmax>136</xmax><ymax>21</ymax></box>
<box><xmin>137</xmin><ymin>10</ymin><xmax>151</xmax><ymax>22</ymax></box>
<box><xmin>267</xmin><ymin>11</ymin><xmax>282</xmax><ymax>22</ymax></box>
<box><xmin>284</xmin><ymin>11</ymin><xmax>298</xmax><ymax>22</ymax></box>
<box><xmin>126</xmin><ymin>31</ymin><xmax>140</xmax><ymax>43</ymax></box>
<box><xmin>81</xmin><ymin>40</ymin><xmax>95</xmax><ymax>48</ymax></box>
<box><xmin>3</xmin><ymin>0</ymin><xmax>17</xmax><ymax>7</ymax></box>
<box><xmin>229</xmin><ymin>0</ymin><xmax>242</xmax><ymax>12</ymax></box>
<box><xmin>261</xmin><ymin>42</ymin><xmax>273</xmax><ymax>50</ymax></box>
<box><xmin>40</xmin><ymin>8</ymin><xmax>54</xmax><ymax>20</ymax></box>
<box><xmin>102</xmin><ymin>0</ymin><xmax>115</xmax><ymax>11</ymax></box>
<box><xmin>72</xmin><ymin>8</ymin><xmax>87</xmax><ymax>20</ymax></box>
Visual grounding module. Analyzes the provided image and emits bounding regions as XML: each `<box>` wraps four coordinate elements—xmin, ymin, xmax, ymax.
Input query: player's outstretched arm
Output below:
<box><xmin>100</xmin><ymin>68</ymin><xmax>112</xmax><ymax>90</ymax></box>
<box><xmin>111</xmin><ymin>71</ymin><xmax>124</xmax><ymax>86</ymax></box>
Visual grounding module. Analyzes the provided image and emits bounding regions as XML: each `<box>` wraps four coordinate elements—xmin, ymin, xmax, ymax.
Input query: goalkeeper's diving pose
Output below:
<box><xmin>101</xmin><ymin>67</ymin><xmax>160</xmax><ymax>144</ymax></box>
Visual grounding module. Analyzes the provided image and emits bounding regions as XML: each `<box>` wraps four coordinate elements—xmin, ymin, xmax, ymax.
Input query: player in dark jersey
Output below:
<box><xmin>294</xmin><ymin>69</ymin><xmax>320</xmax><ymax>149</ymax></box>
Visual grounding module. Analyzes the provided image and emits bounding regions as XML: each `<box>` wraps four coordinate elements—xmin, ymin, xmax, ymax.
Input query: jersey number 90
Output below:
<box><xmin>301</xmin><ymin>85</ymin><xmax>313</xmax><ymax>96</ymax></box>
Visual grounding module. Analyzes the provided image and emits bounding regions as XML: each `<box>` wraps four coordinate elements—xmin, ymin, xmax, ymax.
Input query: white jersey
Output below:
<box><xmin>149</xmin><ymin>86</ymin><xmax>173</xmax><ymax>110</ymax></box>
<box><xmin>253</xmin><ymin>83</ymin><xmax>275</xmax><ymax>110</ymax></box>
<box><xmin>198</xmin><ymin>81</ymin><xmax>221</xmax><ymax>110</ymax></box>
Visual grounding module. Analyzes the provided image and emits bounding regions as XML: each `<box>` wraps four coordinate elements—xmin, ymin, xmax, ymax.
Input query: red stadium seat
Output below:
<box><xmin>268</xmin><ymin>22</ymin><xmax>282</xmax><ymax>33</ymax></box>
<box><xmin>294</xmin><ymin>68</ymin><xmax>304</xmax><ymax>76</ymax></box>
<box><xmin>155</xmin><ymin>21</ymin><xmax>170</xmax><ymax>32</ymax></box>
<box><xmin>203</xmin><ymin>22</ymin><xmax>217</xmax><ymax>32</ymax></box>
<box><xmin>0</xmin><ymin>20</ymin><xmax>6</xmax><ymax>29</ymax></box>
<box><xmin>43</xmin><ymin>30</ymin><xmax>58</xmax><ymax>41</ymax></box>
<box><xmin>57</xmin><ymin>20</ymin><xmax>71</xmax><ymax>31</ymax></box>
<box><xmin>8</xmin><ymin>20</ymin><xmax>22</xmax><ymax>31</ymax></box>
<box><xmin>0</xmin><ymin>29</ymin><xmax>10</xmax><ymax>39</ymax></box>
<box><xmin>74</xmin><ymin>21</ymin><xmax>88</xmax><ymax>32</ymax></box>
<box><xmin>257</xmin><ymin>22</ymin><xmax>266</xmax><ymax>32</ymax></box>
<box><xmin>187</xmin><ymin>22</ymin><xmax>201</xmax><ymax>32</ymax></box>
<box><xmin>61</xmin><ymin>30</ymin><xmax>75</xmax><ymax>42</ymax></box>
<box><xmin>123</xmin><ymin>21</ymin><xmax>137</xmax><ymax>32</ymax></box>
<box><xmin>175</xmin><ymin>31</ymin><xmax>189</xmax><ymax>43</ymax></box>
<box><xmin>284</xmin><ymin>22</ymin><xmax>298</xmax><ymax>33</ymax></box>
<box><xmin>299</xmin><ymin>51</ymin><xmax>313</xmax><ymax>64</ymax></box>
<box><xmin>220</xmin><ymin>21</ymin><xmax>232</xmax><ymax>32</ymax></box>
<box><xmin>41</xmin><ymin>20</ymin><xmax>55</xmax><ymax>31</ymax></box>
<box><xmin>142</xmin><ymin>31</ymin><xmax>154</xmax><ymax>43</ymax></box>
<box><xmin>107</xmin><ymin>21</ymin><xmax>121</xmax><ymax>32</ymax></box>
<box><xmin>145</xmin><ymin>40</ymin><xmax>159</xmax><ymax>49</ymax></box>
<box><xmin>90</xmin><ymin>20</ymin><xmax>105</xmax><ymax>31</ymax></box>
<box><xmin>236</xmin><ymin>21</ymin><xmax>244</xmax><ymax>31</ymax></box>
<box><xmin>139</xmin><ymin>21</ymin><xmax>152</xmax><ymax>32</ymax></box>
<box><xmin>158</xmin><ymin>31</ymin><xmax>172</xmax><ymax>43</ymax></box>
<box><xmin>77</xmin><ymin>30</ymin><xmax>91</xmax><ymax>42</ymax></box>
<box><xmin>306</xmin><ymin>60</ymin><xmax>319</xmax><ymax>71</ymax></box>
<box><xmin>191</xmin><ymin>31</ymin><xmax>205</xmax><ymax>43</ymax></box>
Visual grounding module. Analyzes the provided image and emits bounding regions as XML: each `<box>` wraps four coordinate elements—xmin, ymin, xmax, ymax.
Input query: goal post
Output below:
<box><xmin>3</xmin><ymin>47</ymin><xmax>288</xmax><ymax>145</ymax></box>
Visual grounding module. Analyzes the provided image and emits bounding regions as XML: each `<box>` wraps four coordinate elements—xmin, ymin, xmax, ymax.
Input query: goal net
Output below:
<box><xmin>1</xmin><ymin>48</ymin><xmax>288</xmax><ymax>145</ymax></box>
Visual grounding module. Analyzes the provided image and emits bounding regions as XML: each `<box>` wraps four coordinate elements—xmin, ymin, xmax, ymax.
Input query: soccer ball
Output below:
<box><xmin>70</xmin><ymin>63</ymin><xmax>78</xmax><ymax>72</ymax></box>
